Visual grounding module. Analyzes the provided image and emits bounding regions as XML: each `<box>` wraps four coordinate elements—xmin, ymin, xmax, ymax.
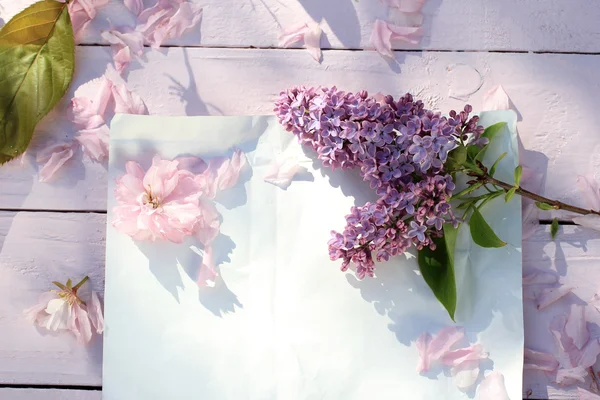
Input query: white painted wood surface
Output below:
<box><xmin>1</xmin><ymin>47</ymin><xmax>599</xmax><ymax>215</ymax></box>
<box><xmin>0</xmin><ymin>389</ymin><xmax>101</xmax><ymax>400</ymax></box>
<box><xmin>2</xmin><ymin>0</ymin><xmax>600</xmax><ymax>52</ymax></box>
<box><xmin>1</xmin><ymin>0</ymin><xmax>600</xmax><ymax>399</ymax></box>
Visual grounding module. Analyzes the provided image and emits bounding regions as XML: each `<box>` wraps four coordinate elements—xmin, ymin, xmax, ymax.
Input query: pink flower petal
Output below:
<box><xmin>573</xmin><ymin>214</ymin><xmax>600</xmax><ymax>233</ymax></box>
<box><xmin>381</xmin><ymin>0</ymin><xmax>426</xmax><ymax>13</ymax></box>
<box><xmin>415</xmin><ymin>331</ymin><xmax>432</xmax><ymax>373</ymax></box>
<box><xmin>478</xmin><ymin>371</ymin><xmax>510</xmax><ymax>400</ymax></box>
<box><xmin>195</xmin><ymin>198</ymin><xmax>221</xmax><ymax>246</ymax></box>
<box><xmin>370</xmin><ymin>20</ymin><xmax>422</xmax><ymax>58</ymax></box>
<box><xmin>263</xmin><ymin>158</ymin><xmax>308</xmax><ymax>190</ymax></box>
<box><xmin>212</xmin><ymin>149</ymin><xmax>248</xmax><ymax>192</ymax></box>
<box><xmin>148</xmin><ymin>2</ymin><xmax>203</xmax><ymax>48</ymax></box>
<box><xmin>573</xmin><ymin>338</ymin><xmax>600</xmax><ymax>369</ymax></box>
<box><xmin>451</xmin><ymin>359</ymin><xmax>480</xmax><ymax>390</ymax></box>
<box><xmin>101</xmin><ymin>28</ymin><xmax>144</xmax><ymax>74</ymax></box>
<box><xmin>578</xmin><ymin>388</ymin><xmax>600</xmax><ymax>400</ymax></box>
<box><xmin>555</xmin><ymin>366</ymin><xmax>587</xmax><ymax>386</ymax></box>
<box><xmin>111</xmin><ymin>82</ymin><xmax>148</xmax><ymax>115</ymax></box>
<box><xmin>549</xmin><ymin>315</ymin><xmax>583</xmax><ymax>369</ymax></box>
<box><xmin>198</xmin><ymin>246</ymin><xmax>218</xmax><ymax>287</ymax></box>
<box><xmin>75</xmin><ymin>125</ymin><xmax>110</xmax><ymax>162</ymax></box>
<box><xmin>68</xmin><ymin>97</ymin><xmax>105</xmax><ymax>129</ymax></box>
<box><xmin>440</xmin><ymin>343</ymin><xmax>488</xmax><ymax>366</ymax></box>
<box><xmin>524</xmin><ymin>348</ymin><xmax>559</xmax><ymax>372</ymax></box>
<box><xmin>36</xmin><ymin>142</ymin><xmax>76</xmax><ymax>183</ymax></box>
<box><xmin>536</xmin><ymin>286</ymin><xmax>573</xmax><ymax>310</ymax></box>
<box><xmin>522</xmin><ymin>268</ymin><xmax>559</xmax><ymax>286</ymax></box>
<box><xmin>576</xmin><ymin>175</ymin><xmax>600</xmax><ymax>211</ymax></box>
<box><xmin>67</xmin><ymin>0</ymin><xmax>109</xmax><ymax>41</ymax></box>
<box><xmin>279</xmin><ymin>22</ymin><xmax>323</xmax><ymax>62</ymax></box>
<box><xmin>482</xmin><ymin>85</ymin><xmax>511</xmax><ymax>111</ymax></box>
<box><xmin>124</xmin><ymin>0</ymin><xmax>143</xmax><ymax>15</ymax></box>
<box><xmin>70</xmin><ymin>301</ymin><xmax>93</xmax><ymax>344</ymax></box>
<box><xmin>87</xmin><ymin>291</ymin><xmax>104</xmax><ymax>334</ymax></box>
<box><xmin>24</xmin><ymin>292</ymin><xmax>58</xmax><ymax>324</ymax></box>
<box><xmin>279</xmin><ymin>23</ymin><xmax>309</xmax><ymax>47</ymax></box>
<box><xmin>428</xmin><ymin>326</ymin><xmax>465</xmax><ymax>360</ymax></box>
<box><xmin>565</xmin><ymin>304</ymin><xmax>590</xmax><ymax>350</ymax></box>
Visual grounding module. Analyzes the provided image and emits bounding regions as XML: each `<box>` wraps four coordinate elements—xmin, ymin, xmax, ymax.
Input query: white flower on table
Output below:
<box><xmin>25</xmin><ymin>276</ymin><xmax>104</xmax><ymax>345</ymax></box>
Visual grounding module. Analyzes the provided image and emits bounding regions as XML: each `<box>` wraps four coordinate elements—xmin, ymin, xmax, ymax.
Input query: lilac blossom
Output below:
<box><xmin>274</xmin><ymin>86</ymin><xmax>483</xmax><ymax>279</ymax></box>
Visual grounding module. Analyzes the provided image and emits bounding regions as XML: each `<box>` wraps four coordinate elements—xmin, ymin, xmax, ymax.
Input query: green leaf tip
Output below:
<box><xmin>469</xmin><ymin>208</ymin><xmax>507</xmax><ymax>248</ymax></box>
<box><xmin>551</xmin><ymin>218</ymin><xmax>559</xmax><ymax>240</ymax></box>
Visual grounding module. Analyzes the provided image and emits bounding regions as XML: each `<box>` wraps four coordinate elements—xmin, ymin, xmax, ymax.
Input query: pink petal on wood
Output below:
<box><xmin>451</xmin><ymin>359</ymin><xmax>480</xmax><ymax>390</ymax></box>
<box><xmin>565</xmin><ymin>304</ymin><xmax>590</xmax><ymax>350</ymax></box>
<box><xmin>124</xmin><ymin>0</ymin><xmax>143</xmax><ymax>15</ymax></box>
<box><xmin>536</xmin><ymin>286</ymin><xmax>573</xmax><ymax>310</ymax></box>
<box><xmin>303</xmin><ymin>23</ymin><xmax>323</xmax><ymax>62</ymax></box>
<box><xmin>36</xmin><ymin>143</ymin><xmax>76</xmax><ymax>183</ymax></box>
<box><xmin>428</xmin><ymin>326</ymin><xmax>465</xmax><ymax>360</ymax></box>
<box><xmin>572</xmin><ymin>338</ymin><xmax>600</xmax><ymax>369</ymax></box>
<box><xmin>482</xmin><ymin>85</ymin><xmax>511</xmax><ymax>111</ymax></box>
<box><xmin>87</xmin><ymin>291</ymin><xmax>105</xmax><ymax>334</ymax></box>
<box><xmin>150</xmin><ymin>2</ymin><xmax>203</xmax><ymax>48</ymax></box>
<box><xmin>370</xmin><ymin>20</ymin><xmax>422</xmax><ymax>58</ymax></box>
<box><xmin>68</xmin><ymin>97</ymin><xmax>105</xmax><ymax>129</ymax></box>
<box><xmin>111</xmin><ymin>83</ymin><xmax>148</xmax><ymax>115</ymax></box>
<box><xmin>75</xmin><ymin>125</ymin><xmax>110</xmax><ymax>162</ymax></box>
<box><xmin>524</xmin><ymin>348</ymin><xmax>559</xmax><ymax>372</ymax></box>
<box><xmin>415</xmin><ymin>332</ymin><xmax>432</xmax><ymax>373</ymax></box>
<box><xmin>576</xmin><ymin>175</ymin><xmax>600</xmax><ymax>211</ymax></box>
<box><xmin>478</xmin><ymin>371</ymin><xmax>510</xmax><ymax>400</ymax></box>
<box><xmin>573</xmin><ymin>214</ymin><xmax>600</xmax><ymax>233</ymax></box>
<box><xmin>549</xmin><ymin>315</ymin><xmax>581</xmax><ymax>369</ymax></box>
<box><xmin>381</xmin><ymin>0</ymin><xmax>426</xmax><ymax>13</ymax></box>
<box><xmin>279</xmin><ymin>23</ymin><xmax>309</xmax><ymax>47</ymax></box>
<box><xmin>578</xmin><ymin>388</ymin><xmax>600</xmax><ymax>400</ymax></box>
<box><xmin>555</xmin><ymin>366</ymin><xmax>587</xmax><ymax>386</ymax></box>
<box><xmin>440</xmin><ymin>343</ymin><xmax>488</xmax><ymax>367</ymax></box>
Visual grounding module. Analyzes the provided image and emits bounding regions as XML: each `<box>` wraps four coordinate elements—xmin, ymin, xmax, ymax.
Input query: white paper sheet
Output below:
<box><xmin>103</xmin><ymin>112</ymin><xmax>523</xmax><ymax>400</ymax></box>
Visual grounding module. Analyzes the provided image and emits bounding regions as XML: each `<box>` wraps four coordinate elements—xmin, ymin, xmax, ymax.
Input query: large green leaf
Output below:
<box><xmin>469</xmin><ymin>208</ymin><xmax>507</xmax><ymax>248</ymax></box>
<box><xmin>0</xmin><ymin>0</ymin><xmax>75</xmax><ymax>164</ymax></box>
<box><xmin>417</xmin><ymin>224</ymin><xmax>459</xmax><ymax>320</ymax></box>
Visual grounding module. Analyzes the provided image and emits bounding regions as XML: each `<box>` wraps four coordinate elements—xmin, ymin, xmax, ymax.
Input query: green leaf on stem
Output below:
<box><xmin>551</xmin><ymin>218</ymin><xmax>559</xmax><ymax>240</ymax></box>
<box><xmin>469</xmin><ymin>208</ymin><xmax>507</xmax><ymax>248</ymax></box>
<box><xmin>514</xmin><ymin>166</ymin><xmax>523</xmax><ymax>187</ymax></box>
<box><xmin>505</xmin><ymin>187</ymin><xmax>517</xmax><ymax>202</ymax></box>
<box><xmin>454</xmin><ymin>182</ymin><xmax>484</xmax><ymax>198</ymax></box>
<box><xmin>463</xmin><ymin>160</ymin><xmax>484</xmax><ymax>175</ymax></box>
<box><xmin>475</xmin><ymin>122</ymin><xmax>507</xmax><ymax>161</ymax></box>
<box><xmin>417</xmin><ymin>224</ymin><xmax>459</xmax><ymax>320</ymax></box>
<box><xmin>52</xmin><ymin>281</ymin><xmax>67</xmax><ymax>290</ymax></box>
<box><xmin>488</xmin><ymin>152</ymin><xmax>507</xmax><ymax>177</ymax></box>
<box><xmin>0</xmin><ymin>0</ymin><xmax>75</xmax><ymax>164</ymax></box>
<box><xmin>535</xmin><ymin>202</ymin><xmax>555</xmax><ymax>211</ymax></box>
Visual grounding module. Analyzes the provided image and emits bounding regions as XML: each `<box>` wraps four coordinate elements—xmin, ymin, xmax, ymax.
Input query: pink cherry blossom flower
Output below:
<box><xmin>112</xmin><ymin>156</ymin><xmax>204</xmax><ymax>243</ymax></box>
<box><xmin>24</xmin><ymin>277</ymin><xmax>104</xmax><ymax>345</ymax></box>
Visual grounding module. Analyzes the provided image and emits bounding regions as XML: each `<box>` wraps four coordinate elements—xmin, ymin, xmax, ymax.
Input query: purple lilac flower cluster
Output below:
<box><xmin>274</xmin><ymin>86</ymin><xmax>484</xmax><ymax>279</ymax></box>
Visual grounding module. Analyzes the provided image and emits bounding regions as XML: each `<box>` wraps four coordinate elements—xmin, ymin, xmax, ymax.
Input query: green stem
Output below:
<box><xmin>73</xmin><ymin>276</ymin><xmax>89</xmax><ymax>291</ymax></box>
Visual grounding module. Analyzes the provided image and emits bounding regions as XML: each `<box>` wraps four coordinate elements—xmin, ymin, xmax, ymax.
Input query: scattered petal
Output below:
<box><xmin>87</xmin><ymin>291</ymin><xmax>105</xmax><ymax>334</ymax></box>
<box><xmin>440</xmin><ymin>343</ymin><xmax>488</xmax><ymax>366</ymax></box>
<box><xmin>578</xmin><ymin>388</ymin><xmax>600</xmax><ymax>400</ymax></box>
<box><xmin>101</xmin><ymin>28</ymin><xmax>144</xmax><ymax>74</ymax></box>
<box><xmin>75</xmin><ymin>125</ymin><xmax>110</xmax><ymax>162</ymax></box>
<box><xmin>198</xmin><ymin>246</ymin><xmax>217</xmax><ymax>287</ymax></box>
<box><xmin>112</xmin><ymin>82</ymin><xmax>148</xmax><ymax>115</ymax></box>
<box><xmin>370</xmin><ymin>19</ymin><xmax>422</xmax><ymax>58</ymax></box>
<box><xmin>279</xmin><ymin>22</ymin><xmax>323</xmax><ymax>62</ymax></box>
<box><xmin>555</xmin><ymin>366</ymin><xmax>587</xmax><ymax>386</ymax></box>
<box><xmin>36</xmin><ymin>142</ymin><xmax>76</xmax><ymax>183</ymax></box>
<box><xmin>381</xmin><ymin>0</ymin><xmax>426</xmax><ymax>13</ymax></box>
<box><xmin>573</xmin><ymin>214</ymin><xmax>600</xmax><ymax>233</ymax></box>
<box><xmin>124</xmin><ymin>0</ymin><xmax>143</xmax><ymax>16</ymax></box>
<box><xmin>549</xmin><ymin>315</ymin><xmax>580</xmax><ymax>368</ymax></box>
<box><xmin>536</xmin><ymin>286</ymin><xmax>573</xmax><ymax>310</ymax></box>
<box><xmin>478</xmin><ymin>371</ymin><xmax>510</xmax><ymax>400</ymax></box>
<box><xmin>194</xmin><ymin>198</ymin><xmax>221</xmax><ymax>246</ymax></box>
<box><xmin>428</xmin><ymin>326</ymin><xmax>465</xmax><ymax>360</ymax></box>
<box><xmin>263</xmin><ymin>157</ymin><xmax>309</xmax><ymax>190</ymax></box>
<box><xmin>67</xmin><ymin>0</ymin><xmax>110</xmax><ymax>41</ymax></box>
<box><xmin>573</xmin><ymin>338</ymin><xmax>600</xmax><ymax>369</ymax></box>
<box><xmin>416</xmin><ymin>332</ymin><xmax>432</xmax><ymax>373</ymax></box>
<box><xmin>482</xmin><ymin>85</ymin><xmax>511</xmax><ymax>111</ymax></box>
<box><xmin>524</xmin><ymin>348</ymin><xmax>559</xmax><ymax>372</ymax></box>
<box><xmin>70</xmin><ymin>301</ymin><xmax>93</xmax><ymax>344</ymax></box>
<box><xmin>451</xmin><ymin>359</ymin><xmax>480</xmax><ymax>390</ymax></box>
<box><xmin>198</xmin><ymin>149</ymin><xmax>249</xmax><ymax>197</ymax></box>
<box><xmin>144</xmin><ymin>1</ymin><xmax>203</xmax><ymax>48</ymax></box>
<box><xmin>576</xmin><ymin>175</ymin><xmax>600</xmax><ymax>211</ymax></box>
<box><xmin>68</xmin><ymin>97</ymin><xmax>105</xmax><ymax>129</ymax></box>
<box><xmin>565</xmin><ymin>304</ymin><xmax>590</xmax><ymax>350</ymax></box>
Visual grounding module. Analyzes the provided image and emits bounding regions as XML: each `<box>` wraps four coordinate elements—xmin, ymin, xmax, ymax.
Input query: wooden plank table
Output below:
<box><xmin>1</xmin><ymin>1</ymin><xmax>599</xmax><ymax>399</ymax></box>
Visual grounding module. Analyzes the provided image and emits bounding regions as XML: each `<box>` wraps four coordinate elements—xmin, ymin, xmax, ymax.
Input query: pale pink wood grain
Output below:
<box><xmin>0</xmin><ymin>388</ymin><xmax>101</xmax><ymax>400</ymax></box>
<box><xmin>0</xmin><ymin>212</ymin><xmax>104</xmax><ymax>386</ymax></box>
<box><xmin>1</xmin><ymin>0</ymin><xmax>599</xmax><ymax>52</ymax></box>
<box><xmin>0</xmin><ymin>48</ymin><xmax>599</xmax><ymax>213</ymax></box>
